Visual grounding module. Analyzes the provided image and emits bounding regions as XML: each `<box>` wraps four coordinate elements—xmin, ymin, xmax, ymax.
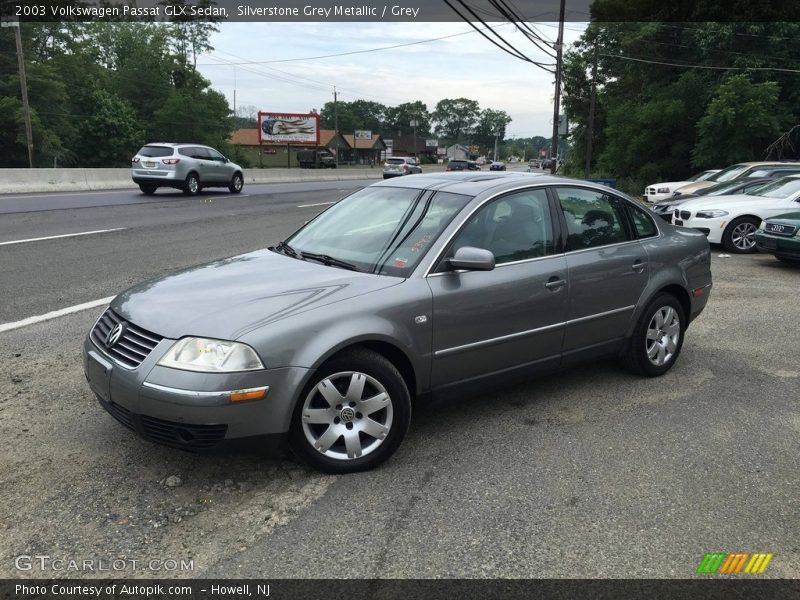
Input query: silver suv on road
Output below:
<box><xmin>131</xmin><ymin>143</ymin><xmax>244</xmax><ymax>195</ymax></box>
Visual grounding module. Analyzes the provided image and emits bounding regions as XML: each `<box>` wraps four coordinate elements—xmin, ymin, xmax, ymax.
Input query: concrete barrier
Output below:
<box><xmin>0</xmin><ymin>165</ymin><xmax>448</xmax><ymax>195</ymax></box>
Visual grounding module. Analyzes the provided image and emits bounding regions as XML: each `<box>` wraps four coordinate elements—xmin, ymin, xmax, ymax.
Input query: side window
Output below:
<box><xmin>449</xmin><ymin>189</ymin><xmax>554</xmax><ymax>265</ymax></box>
<box><xmin>207</xmin><ymin>148</ymin><xmax>225</xmax><ymax>162</ymax></box>
<box><xmin>628</xmin><ymin>203</ymin><xmax>658</xmax><ymax>238</ymax></box>
<box><xmin>555</xmin><ymin>188</ymin><xmax>629</xmax><ymax>251</ymax></box>
<box><xmin>178</xmin><ymin>147</ymin><xmax>192</xmax><ymax>158</ymax></box>
<box><xmin>192</xmin><ymin>147</ymin><xmax>210</xmax><ymax>160</ymax></box>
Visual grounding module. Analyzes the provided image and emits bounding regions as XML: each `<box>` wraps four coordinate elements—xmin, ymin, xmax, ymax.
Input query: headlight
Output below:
<box><xmin>696</xmin><ymin>210</ymin><xmax>729</xmax><ymax>218</ymax></box>
<box><xmin>158</xmin><ymin>337</ymin><xmax>264</xmax><ymax>372</ymax></box>
<box><xmin>657</xmin><ymin>187</ymin><xmax>670</xmax><ymax>194</ymax></box>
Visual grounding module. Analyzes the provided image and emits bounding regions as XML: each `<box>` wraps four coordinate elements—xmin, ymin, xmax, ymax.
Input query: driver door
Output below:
<box><xmin>427</xmin><ymin>188</ymin><xmax>568</xmax><ymax>389</ymax></box>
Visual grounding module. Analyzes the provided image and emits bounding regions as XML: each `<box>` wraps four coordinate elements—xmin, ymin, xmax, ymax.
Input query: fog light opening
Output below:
<box><xmin>174</xmin><ymin>428</ymin><xmax>195</xmax><ymax>443</ymax></box>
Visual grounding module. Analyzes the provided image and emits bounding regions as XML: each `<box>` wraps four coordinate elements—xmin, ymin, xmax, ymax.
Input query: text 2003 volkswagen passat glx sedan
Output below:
<box><xmin>84</xmin><ymin>173</ymin><xmax>712</xmax><ymax>473</ymax></box>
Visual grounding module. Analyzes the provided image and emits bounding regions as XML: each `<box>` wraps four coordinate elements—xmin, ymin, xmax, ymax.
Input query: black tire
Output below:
<box><xmin>228</xmin><ymin>172</ymin><xmax>244</xmax><ymax>194</ymax></box>
<box><xmin>138</xmin><ymin>184</ymin><xmax>157</xmax><ymax>195</ymax></box>
<box><xmin>289</xmin><ymin>349</ymin><xmax>412</xmax><ymax>474</ymax></box>
<box><xmin>182</xmin><ymin>172</ymin><xmax>200</xmax><ymax>196</ymax></box>
<box><xmin>620</xmin><ymin>293</ymin><xmax>686</xmax><ymax>377</ymax></box>
<box><xmin>722</xmin><ymin>216</ymin><xmax>760</xmax><ymax>253</ymax></box>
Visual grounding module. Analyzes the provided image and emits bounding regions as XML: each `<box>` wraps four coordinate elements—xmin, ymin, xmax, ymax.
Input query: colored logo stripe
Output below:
<box><xmin>696</xmin><ymin>553</ymin><xmax>773</xmax><ymax>574</ymax></box>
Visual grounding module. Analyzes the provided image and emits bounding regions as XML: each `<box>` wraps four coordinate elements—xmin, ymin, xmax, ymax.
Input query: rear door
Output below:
<box><xmin>428</xmin><ymin>187</ymin><xmax>568</xmax><ymax>388</ymax></box>
<box><xmin>552</xmin><ymin>186</ymin><xmax>650</xmax><ymax>357</ymax></box>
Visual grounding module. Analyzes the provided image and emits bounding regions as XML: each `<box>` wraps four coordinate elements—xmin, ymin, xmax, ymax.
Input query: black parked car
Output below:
<box><xmin>489</xmin><ymin>162</ymin><xmax>506</xmax><ymax>171</ymax></box>
<box><xmin>446</xmin><ymin>160</ymin><xmax>480</xmax><ymax>171</ymax></box>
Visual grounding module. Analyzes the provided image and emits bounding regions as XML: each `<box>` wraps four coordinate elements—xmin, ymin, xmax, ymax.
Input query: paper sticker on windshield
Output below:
<box><xmin>393</xmin><ymin>258</ymin><xmax>408</xmax><ymax>268</ymax></box>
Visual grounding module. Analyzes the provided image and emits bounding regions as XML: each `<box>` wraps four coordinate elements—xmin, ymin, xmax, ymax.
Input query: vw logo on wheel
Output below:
<box><xmin>105</xmin><ymin>323</ymin><xmax>126</xmax><ymax>348</ymax></box>
<box><xmin>339</xmin><ymin>406</ymin><xmax>356</xmax><ymax>423</ymax></box>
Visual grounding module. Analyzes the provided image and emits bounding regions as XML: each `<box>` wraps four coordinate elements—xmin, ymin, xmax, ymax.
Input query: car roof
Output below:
<box><xmin>371</xmin><ymin>172</ymin><xmax>596</xmax><ymax>196</ymax></box>
<box><xmin>142</xmin><ymin>143</ymin><xmax>208</xmax><ymax>148</ymax></box>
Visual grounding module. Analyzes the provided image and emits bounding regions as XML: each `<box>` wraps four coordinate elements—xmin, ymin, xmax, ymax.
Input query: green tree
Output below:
<box><xmin>432</xmin><ymin>98</ymin><xmax>480</xmax><ymax>145</ymax></box>
<box><xmin>77</xmin><ymin>88</ymin><xmax>144</xmax><ymax>166</ymax></box>
<box><xmin>384</xmin><ymin>101</ymin><xmax>431</xmax><ymax>136</ymax></box>
<box><xmin>473</xmin><ymin>108</ymin><xmax>512</xmax><ymax>154</ymax></box>
<box><xmin>692</xmin><ymin>75</ymin><xmax>783</xmax><ymax>168</ymax></box>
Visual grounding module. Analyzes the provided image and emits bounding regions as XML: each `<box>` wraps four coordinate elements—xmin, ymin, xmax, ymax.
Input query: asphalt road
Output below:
<box><xmin>0</xmin><ymin>178</ymin><xmax>798</xmax><ymax>580</ymax></box>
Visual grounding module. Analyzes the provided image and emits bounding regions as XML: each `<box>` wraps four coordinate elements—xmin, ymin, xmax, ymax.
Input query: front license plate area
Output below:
<box><xmin>86</xmin><ymin>350</ymin><xmax>113</xmax><ymax>402</ymax></box>
<box><xmin>759</xmin><ymin>238</ymin><xmax>777</xmax><ymax>250</ymax></box>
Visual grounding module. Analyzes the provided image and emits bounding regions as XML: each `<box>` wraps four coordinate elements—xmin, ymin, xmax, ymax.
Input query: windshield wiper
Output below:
<box><xmin>301</xmin><ymin>251</ymin><xmax>363</xmax><ymax>272</ymax></box>
<box><xmin>274</xmin><ymin>240</ymin><xmax>299</xmax><ymax>258</ymax></box>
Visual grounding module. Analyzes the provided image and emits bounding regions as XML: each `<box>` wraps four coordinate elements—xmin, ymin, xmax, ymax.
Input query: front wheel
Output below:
<box><xmin>228</xmin><ymin>172</ymin><xmax>244</xmax><ymax>194</ymax></box>
<box><xmin>289</xmin><ymin>349</ymin><xmax>411</xmax><ymax>474</ymax></box>
<box><xmin>182</xmin><ymin>173</ymin><xmax>200</xmax><ymax>196</ymax></box>
<box><xmin>722</xmin><ymin>216</ymin><xmax>759</xmax><ymax>253</ymax></box>
<box><xmin>620</xmin><ymin>293</ymin><xmax>685</xmax><ymax>377</ymax></box>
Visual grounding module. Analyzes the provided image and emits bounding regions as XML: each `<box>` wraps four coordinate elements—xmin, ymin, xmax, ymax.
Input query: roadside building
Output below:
<box><xmin>342</xmin><ymin>133</ymin><xmax>387</xmax><ymax>166</ymax></box>
<box><xmin>446</xmin><ymin>144</ymin><xmax>470</xmax><ymax>160</ymax></box>
<box><xmin>388</xmin><ymin>134</ymin><xmax>438</xmax><ymax>162</ymax></box>
<box><xmin>229</xmin><ymin>128</ymin><xmax>350</xmax><ymax>167</ymax></box>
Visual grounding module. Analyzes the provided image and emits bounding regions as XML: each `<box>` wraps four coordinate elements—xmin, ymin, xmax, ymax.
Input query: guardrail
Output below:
<box><xmin>0</xmin><ymin>165</ymin><xmax>447</xmax><ymax>195</ymax></box>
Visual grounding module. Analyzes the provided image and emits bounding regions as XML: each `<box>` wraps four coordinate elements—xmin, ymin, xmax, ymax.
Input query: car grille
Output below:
<box><xmin>100</xmin><ymin>399</ymin><xmax>227</xmax><ymax>450</ymax></box>
<box><xmin>91</xmin><ymin>309</ymin><xmax>163</xmax><ymax>369</ymax></box>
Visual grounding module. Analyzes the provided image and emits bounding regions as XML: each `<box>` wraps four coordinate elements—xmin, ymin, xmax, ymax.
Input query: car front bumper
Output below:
<box><xmin>673</xmin><ymin>215</ymin><xmax>724</xmax><ymax>244</ymax></box>
<box><xmin>754</xmin><ymin>230</ymin><xmax>800</xmax><ymax>260</ymax></box>
<box><xmin>83</xmin><ymin>336</ymin><xmax>310</xmax><ymax>450</ymax></box>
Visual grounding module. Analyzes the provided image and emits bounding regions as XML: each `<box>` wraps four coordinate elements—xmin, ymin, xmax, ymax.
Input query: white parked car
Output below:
<box><xmin>643</xmin><ymin>170</ymin><xmax>719</xmax><ymax>203</ymax></box>
<box><xmin>672</xmin><ymin>175</ymin><xmax>800</xmax><ymax>253</ymax></box>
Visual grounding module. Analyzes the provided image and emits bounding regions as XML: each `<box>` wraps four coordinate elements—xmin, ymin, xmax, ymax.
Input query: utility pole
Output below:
<box><xmin>333</xmin><ymin>86</ymin><xmax>339</xmax><ymax>166</ymax></box>
<box><xmin>13</xmin><ymin>23</ymin><xmax>34</xmax><ymax>168</ymax></box>
<box><xmin>410</xmin><ymin>117</ymin><xmax>418</xmax><ymax>158</ymax></box>
<box><xmin>550</xmin><ymin>0</ymin><xmax>566</xmax><ymax>175</ymax></box>
<box><xmin>233</xmin><ymin>66</ymin><xmax>237</xmax><ymax>117</ymax></box>
<box><xmin>584</xmin><ymin>42</ymin><xmax>598</xmax><ymax>179</ymax></box>
<box><xmin>493</xmin><ymin>133</ymin><xmax>498</xmax><ymax>162</ymax></box>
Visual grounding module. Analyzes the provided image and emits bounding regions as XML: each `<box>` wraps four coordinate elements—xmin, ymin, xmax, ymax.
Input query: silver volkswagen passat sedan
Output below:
<box><xmin>84</xmin><ymin>173</ymin><xmax>712</xmax><ymax>473</ymax></box>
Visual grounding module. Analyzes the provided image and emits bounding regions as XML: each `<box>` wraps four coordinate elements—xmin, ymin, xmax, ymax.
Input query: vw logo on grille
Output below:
<box><xmin>105</xmin><ymin>323</ymin><xmax>126</xmax><ymax>348</ymax></box>
<box><xmin>339</xmin><ymin>407</ymin><xmax>356</xmax><ymax>423</ymax></box>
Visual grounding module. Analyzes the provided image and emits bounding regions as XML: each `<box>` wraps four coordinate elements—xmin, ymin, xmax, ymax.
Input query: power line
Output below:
<box><xmin>195</xmin><ymin>23</ymin><xmax>515</xmax><ymax>66</ymax></box>
<box><xmin>600</xmin><ymin>52</ymin><xmax>800</xmax><ymax>73</ymax></box>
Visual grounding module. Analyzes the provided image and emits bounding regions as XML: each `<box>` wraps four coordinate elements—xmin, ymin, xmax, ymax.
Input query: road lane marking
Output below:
<box><xmin>0</xmin><ymin>228</ymin><xmax>125</xmax><ymax>246</ymax></box>
<box><xmin>297</xmin><ymin>201</ymin><xmax>336</xmax><ymax>208</ymax></box>
<box><xmin>0</xmin><ymin>190</ymin><xmax>134</xmax><ymax>201</ymax></box>
<box><xmin>0</xmin><ymin>296</ymin><xmax>114</xmax><ymax>334</ymax></box>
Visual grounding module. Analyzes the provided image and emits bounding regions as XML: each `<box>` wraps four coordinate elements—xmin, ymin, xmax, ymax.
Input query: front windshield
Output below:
<box><xmin>701</xmin><ymin>180</ymin><xmax>748</xmax><ymax>196</ymax></box>
<box><xmin>751</xmin><ymin>177</ymin><xmax>800</xmax><ymax>199</ymax></box>
<box><xmin>688</xmin><ymin>170</ymin><xmax>714</xmax><ymax>182</ymax></box>
<box><xmin>710</xmin><ymin>164</ymin><xmax>750</xmax><ymax>183</ymax></box>
<box><xmin>286</xmin><ymin>186</ymin><xmax>471</xmax><ymax>277</ymax></box>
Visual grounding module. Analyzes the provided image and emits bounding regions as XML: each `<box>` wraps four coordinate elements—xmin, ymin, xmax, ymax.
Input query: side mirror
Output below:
<box><xmin>447</xmin><ymin>247</ymin><xmax>495</xmax><ymax>271</ymax></box>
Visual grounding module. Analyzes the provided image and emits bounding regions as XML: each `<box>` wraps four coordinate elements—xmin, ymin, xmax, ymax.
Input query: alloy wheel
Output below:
<box><xmin>646</xmin><ymin>306</ymin><xmax>681</xmax><ymax>366</ymax></box>
<box><xmin>731</xmin><ymin>222</ymin><xmax>757</xmax><ymax>251</ymax></box>
<box><xmin>301</xmin><ymin>371</ymin><xmax>393</xmax><ymax>460</ymax></box>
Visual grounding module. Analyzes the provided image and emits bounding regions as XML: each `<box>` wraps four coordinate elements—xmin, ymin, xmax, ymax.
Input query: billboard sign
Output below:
<box><xmin>354</xmin><ymin>130</ymin><xmax>372</xmax><ymax>140</ymax></box>
<box><xmin>258</xmin><ymin>112</ymin><xmax>319</xmax><ymax>145</ymax></box>
<box><xmin>425</xmin><ymin>139</ymin><xmax>438</xmax><ymax>147</ymax></box>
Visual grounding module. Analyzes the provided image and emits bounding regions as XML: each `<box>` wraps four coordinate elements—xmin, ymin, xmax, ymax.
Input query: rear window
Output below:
<box><xmin>387</xmin><ymin>158</ymin><xmax>407</xmax><ymax>165</ymax></box>
<box><xmin>137</xmin><ymin>146</ymin><xmax>173</xmax><ymax>158</ymax></box>
<box><xmin>449</xmin><ymin>160</ymin><xmax>467</xmax><ymax>166</ymax></box>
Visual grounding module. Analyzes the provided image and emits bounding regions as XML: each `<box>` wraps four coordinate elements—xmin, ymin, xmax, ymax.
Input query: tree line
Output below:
<box><xmin>0</xmin><ymin>20</ymin><xmax>229</xmax><ymax>168</ymax></box>
<box><xmin>561</xmin><ymin>15</ymin><xmax>800</xmax><ymax>187</ymax></box>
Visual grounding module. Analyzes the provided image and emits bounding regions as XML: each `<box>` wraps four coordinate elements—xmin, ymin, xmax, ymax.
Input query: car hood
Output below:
<box><xmin>674</xmin><ymin>181</ymin><xmax>717</xmax><ymax>194</ymax></box>
<box><xmin>111</xmin><ymin>249</ymin><xmax>402</xmax><ymax>340</ymax></box>
<box><xmin>649</xmin><ymin>180</ymin><xmax>690</xmax><ymax>190</ymax></box>
<box><xmin>766</xmin><ymin>211</ymin><xmax>800</xmax><ymax>223</ymax></box>
<box><xmin>677</xmin><ymin>194</ymin><xmax>775</xmax><ymax>211</ymax></box>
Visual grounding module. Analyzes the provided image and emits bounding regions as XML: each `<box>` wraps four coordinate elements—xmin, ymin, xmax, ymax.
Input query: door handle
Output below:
<box><xmin>545</xmin><ymin>277</ymin><xmax>566</xmax><ymax>291</ymax></box>
<box><xmin>632</xmin><ymin>260</ymin><xmax>647</xmax><ymax>272</ymax></box>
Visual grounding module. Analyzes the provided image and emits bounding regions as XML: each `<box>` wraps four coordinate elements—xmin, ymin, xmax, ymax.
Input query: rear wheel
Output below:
<box><xmin>289</xmin><ymin>349</ymin><xmax>411</xmax><ymax>474</ymax></box>
<box><xmin>722</xmin><ymin>216</ymin><xmax>760</xmax><ymax>253</ymax></box>
<box><xmin>138</xmin><ymin>184</ymin><xmax>157</xmax><ymax>195</ymax></box>
<box><xmin>620</xmin><ymin>293</ymin><xmax>685</xmax><ymax>377</ymax></box>
<box><xmin>182</xmin><ymin>172</ymin><xmax>200</xmax><ymax>196</ymax></box>
<box><xmin>228</xmin><ymin>172</ymin><xmax>244</xmax><ymax>194</ymax></box>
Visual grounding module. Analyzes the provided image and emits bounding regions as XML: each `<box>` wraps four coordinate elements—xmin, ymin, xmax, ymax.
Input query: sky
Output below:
<box><xmin>195</xmin><ymin>21</ymin><xmax>588</xmax><ymax>138</ymax></box>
